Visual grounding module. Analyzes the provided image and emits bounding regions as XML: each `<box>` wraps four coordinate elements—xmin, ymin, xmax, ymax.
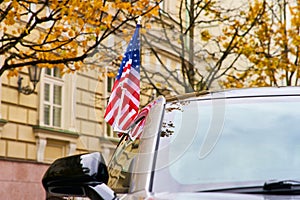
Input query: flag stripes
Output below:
<box><xmin>129</xmin><ymin>100</ymin><xmax>158</xmax><ymax>140</ymax></box>
<box><xmin>104</xmin><ymin>24</ymin><xmax>141</xmax><ymax>131</ymax></box>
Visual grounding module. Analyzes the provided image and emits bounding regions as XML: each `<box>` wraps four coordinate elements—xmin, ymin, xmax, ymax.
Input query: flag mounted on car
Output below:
<box><xmin>104</xmin><ymin>22</ymin><xmax>141</xmax><ymax>131</ymax></box>
<box><xmin>129</xmin><ymin>99</ymin><xmax>157</xmax><ymax>140</ymax></box>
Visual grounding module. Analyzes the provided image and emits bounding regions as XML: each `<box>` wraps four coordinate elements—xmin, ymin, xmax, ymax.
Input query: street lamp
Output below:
<box><xmin>18</xmin><ymin>65</ymin><xmax>42</xmax><ymax>95</ymax></box>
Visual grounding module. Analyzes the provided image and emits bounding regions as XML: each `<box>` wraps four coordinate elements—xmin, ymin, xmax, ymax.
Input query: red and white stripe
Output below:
<box><xmin>104</xmin><ymin>59</ymin><xmax>140</xmax><ymax>131</ymax></box>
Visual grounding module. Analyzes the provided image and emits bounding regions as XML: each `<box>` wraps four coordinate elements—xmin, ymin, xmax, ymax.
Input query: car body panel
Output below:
<box><xmin>132</xmin><ymin>87</ymin><xmax>300</xmax><ymax>199</ymax></box>
<box><xmin>43</xmin><ymin>87</ymin><xmax>300</xmax><ymax>200</ymax></box>
<box><xmin>119</xmin><ymin>191</ymin><xmax>300</xmax><ymax>200</ymax></box>
<box><xmin>129</xmin><ymin>96</ymin><xmax>166</xmax><ymax>193</ymax></box>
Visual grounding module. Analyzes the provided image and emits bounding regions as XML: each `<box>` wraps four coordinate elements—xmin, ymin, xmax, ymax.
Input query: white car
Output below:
<box><xmin>43</xmin><ymin>87</ymin><xmax>300</xmax><ymax>199</ymax></box>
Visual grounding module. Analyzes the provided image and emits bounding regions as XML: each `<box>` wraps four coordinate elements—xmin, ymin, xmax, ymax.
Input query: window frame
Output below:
<box><xmin>105</xmin><ymin>72</ymin><xmax>120</xmax><ymax>138</ymax></box>
<box><xmin>39</xmin><ymin>68</ymin><xmax>65</xmax><ymax>128</ymax></box>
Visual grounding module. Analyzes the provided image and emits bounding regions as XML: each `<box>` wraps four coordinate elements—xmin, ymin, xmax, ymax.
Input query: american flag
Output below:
<box><xmin>129</xmin><ymin>100</ymin><xmax>157</xmax><ymax>140</ymax></box>
<box><xmin>104</xmin><ymin>24</ymin><xmax>141</xmax><ymax>131</ymax></box>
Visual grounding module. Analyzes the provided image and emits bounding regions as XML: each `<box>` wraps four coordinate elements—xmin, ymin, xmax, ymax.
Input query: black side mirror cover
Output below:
<box><xmin>42</xmin><ymin>152</ymin><xmax>109</xmax><ymax>197</ymax></box>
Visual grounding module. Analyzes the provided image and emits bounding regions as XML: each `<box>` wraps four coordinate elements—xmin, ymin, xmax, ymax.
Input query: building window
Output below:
<box><xmin>45</xmin><ymin>67</ymin><xmax>61</xmax><ymax>78</ymax></box>
<box><xmin>42</xmin><ymin>68</ymin><xmax>63</xmax><ymax>128</ymax></box>
<box><xmin>107</xmin><ymin>77</ymin><xmax>114</xmax><ymax>92</ymax></box>
<box><xmin>106</xmin><ymin>76</ymin><xmax>118</xmax><ymax>138</ymax></box>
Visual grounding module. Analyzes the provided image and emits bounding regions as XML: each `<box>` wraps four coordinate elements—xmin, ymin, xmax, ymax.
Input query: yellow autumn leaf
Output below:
<box><xmin>107</xmin><ymin>72</ymin><xmax>116</xmax><ymax>78</ymax></box>
<box><xmin>95</xmin><ymin>27</ymin><xmax>101</xmax><ymax>35</ymax></box>
<box><xmin>201</xmin><ymin>30</ymin><xmax>211</xmax><ymax>41</ymax></box>
<box><xmin>7</xmin><ymin>69</ymin><xmax>18</xmax><ymax>78</ymax></box>
<box><xmin>1</xmin><ymin>0</ymin><xmax>162</xmax><ymax>76</ymax></box>
<box><xmin>141</xmin><ymin>28</ymin><xmax>147</xmax><ymax>34</ymax></box>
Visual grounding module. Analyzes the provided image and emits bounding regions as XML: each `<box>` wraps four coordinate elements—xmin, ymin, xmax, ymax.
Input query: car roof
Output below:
<box><xmin>166</xmin><ymin>86</ymin><xmax>300</xmax><ymax>102</ymax></box>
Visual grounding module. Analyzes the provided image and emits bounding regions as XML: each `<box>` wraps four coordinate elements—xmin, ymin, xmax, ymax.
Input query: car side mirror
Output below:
<box><xmin>42</xmin><ymin>152</ymin><xmax>117</xmax><ymax>200</ymax></box>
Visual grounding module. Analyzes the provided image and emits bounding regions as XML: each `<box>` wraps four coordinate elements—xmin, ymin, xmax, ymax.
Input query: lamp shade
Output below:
<box><xmin>28</xmin><ymin>65</ymin><xmax>42</xmax><ymax>84</ymax></box>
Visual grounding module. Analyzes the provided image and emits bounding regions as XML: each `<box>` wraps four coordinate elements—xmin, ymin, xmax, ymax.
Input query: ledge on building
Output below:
<box><xmin>100</xmin><ymin>136</ymin><xmax>121</xmax><ymax>143</ymax></box>
<box><xmin>32</xmin><ymin>125</ymin><xmax>79</xmax><ymax>140</ymax></box>
<box><xmin>33</xmin><ymin>125</ymin><xmax>80</xmax><ymax>162</ymax></box>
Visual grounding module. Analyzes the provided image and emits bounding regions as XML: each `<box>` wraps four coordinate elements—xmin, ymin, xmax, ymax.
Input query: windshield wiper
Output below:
<box><xmin>200</xmin><ymin>180</ymin><xmax>300</xmax><ymax>195</ymax></box>
<box><xmin>263</xmin><ymin>180</ymin><xmax>300</xmax><ymax>191</ymax></box>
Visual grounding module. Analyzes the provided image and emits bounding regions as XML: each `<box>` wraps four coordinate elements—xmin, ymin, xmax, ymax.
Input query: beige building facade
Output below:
<box><xmin>0</xmin><ymin>0</ymin><xmax>220</xmax><ymax>198</ymax></box>
<box><xmin>0</xmin><ymin>17</ymin><xmax>182</xmax><ymax>200</ymax></box>
<box><xmin>0</xmin><ymin>65</ymin><xmax>116</xmax><ymax>198</ymax></box>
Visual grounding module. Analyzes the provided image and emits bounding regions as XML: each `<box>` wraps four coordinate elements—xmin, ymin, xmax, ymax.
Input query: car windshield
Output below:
<box><xmin>153</xmin><ymin>95</ymin><xmax>300</xmax><ymax>192</ymax></box>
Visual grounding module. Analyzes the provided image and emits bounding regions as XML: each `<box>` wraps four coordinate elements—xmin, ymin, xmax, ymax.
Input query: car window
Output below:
<box><xmin>153</xmin><ymin>96</ymin><xmax>300</xmax><ymax>192</ymax></box>
<box><xmin>107</xmin><ymin>135</ymin><xmax>140</xmax><ymax>193</ymax></box>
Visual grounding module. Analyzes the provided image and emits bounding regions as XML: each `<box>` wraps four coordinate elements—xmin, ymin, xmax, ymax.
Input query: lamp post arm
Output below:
<box><xmin>17</xmin><ymin>76</ymin><xmax>37</xmax><ymax>95</ymax></box>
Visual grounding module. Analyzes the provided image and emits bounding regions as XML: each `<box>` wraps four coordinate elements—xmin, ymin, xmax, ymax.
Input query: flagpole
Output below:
<box><xmin>137</xmin><ymin>16</ymin><xmax>142</xmax><ymax>25</ymax></box>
